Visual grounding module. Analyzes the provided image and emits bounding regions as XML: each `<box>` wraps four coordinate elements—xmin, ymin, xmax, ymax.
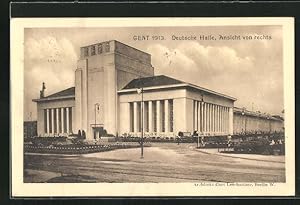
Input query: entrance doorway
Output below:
<box><xmin>93</xmin><ymin>126</ymin><xmax>106</xmax><ymax>140</ymax></box>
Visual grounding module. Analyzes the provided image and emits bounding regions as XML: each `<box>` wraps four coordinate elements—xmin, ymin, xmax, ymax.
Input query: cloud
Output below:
<box><xmin>147</xmin><ymin>42</ymin><xmax>254</xmax><ymax>88</ymax></box>
<box><xmin>23</xmin><ymin>26</ymin><xmax>283</xmax><ymax>120</ymax></box>
<box><xmin>24</xmin><ymin>35</ymin><xmax>78</xmax><ymax>119</ymax></box>
<box><xmin>146</xmin><ymin>40</ymin><xmax>283</xmax><ymax>115</ymax></box>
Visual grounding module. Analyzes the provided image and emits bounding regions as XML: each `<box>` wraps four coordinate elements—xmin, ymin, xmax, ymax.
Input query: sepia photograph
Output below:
<box><xmin>10</xmin><ymin>17</ymin><xmax>295</xmax><ymax>197</ymax></box>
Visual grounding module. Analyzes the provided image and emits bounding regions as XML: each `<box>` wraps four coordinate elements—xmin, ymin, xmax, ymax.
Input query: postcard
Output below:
<box><xmin>10</xmin><ymin>17</ymin><xmax>295</xmax><ymax>197</ymax></box>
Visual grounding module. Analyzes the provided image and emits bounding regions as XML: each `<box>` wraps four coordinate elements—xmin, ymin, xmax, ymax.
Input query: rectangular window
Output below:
<box><xmin>130</xmin><ymin>102</ymin><xmax>134</xmax><ymax>132</ymax></box>
<box><xmin>91</xmin><ymin>45</ymin><xmax>96</xmax><ymax>55</ymax></box>
<box><xmin>105</xmin><ymin>42</ymin><xmax>110</xmax><ymax>52</ymax></box>
<box><xmin>153</xmin><ymin>102</ymin><xmax>157</xmax><ymax>132</ymax></box>
<box><xmin>44</xmin><ymin>109</ymin><xmax>47</xmax><ymax>133</ymax></box>
<box><xmin>98</xmin><ymin>44</ymin><xmax>103</xmax><ymax>54</ymax></box>
<box><xmin>84</xmin><ymin>47</ymin><xmax>89</xmax><ymax>57</ymax></box>
<box><xmin>161</xmin><ymin>100</ymin><xmax>165</xmax><ymax>132</ymax></box>
<box><xmin>169</xmin><ymin>100</ymin><xmax>174</xmax><ymax>132</ymax></box>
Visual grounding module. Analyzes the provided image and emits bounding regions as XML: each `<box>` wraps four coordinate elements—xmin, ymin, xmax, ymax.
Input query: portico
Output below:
<box><xmin>33</xmin><ymin>87</ymin><xmax>75</xmax><ymax>137</ymax></box>
<box><xmin>118</xmin><ymin>75</ymin><xmax>236</xmax><ymax>137</ymax></box>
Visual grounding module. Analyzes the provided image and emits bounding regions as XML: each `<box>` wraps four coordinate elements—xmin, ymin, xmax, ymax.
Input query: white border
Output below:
<box><xmin>10</xmin><ymin>17</ymin><xmax>295</xmax><ymax>197</ymax></box>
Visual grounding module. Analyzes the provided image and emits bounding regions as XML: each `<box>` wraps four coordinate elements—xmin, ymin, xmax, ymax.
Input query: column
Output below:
<box><xmin>207</xmin><ymin>104</ymin><xmax>211</xmax><ymax>133</ymax></box>
<box><xmin>229</xmin><ymin>107</ymin><xmax>233</xmax><ymax>135</ymax></box>
<box><xmin>216</xmin><ymin>106</ymin><xmax>218</xmax><ymax>133</ymax></box>
<box><xmin>156</xmin><ymin>101</ymin><xmax>161</xmax><ymax>133</ymax></box>
<box><xmin>203</xmin><ymin>103</ymin><xmax>206</xmax><ymax>133</ymax></box>
<box><xmin>201</xmin><ymin>102</ymin><xmax>204</xmax><ymax>133</ymax></box>
<box><xmin>56</xmin><ymin>108</ymin><xmax>59</xmax><ymax>134</ymax></box>
<box><xmin>66</xmin><ymin>107</ymin><xmax>70</xmax><ymax>134</ymax></box>
<box><xmin>226</xmin><ymin>107</ymin><xmax>229</xmax><ymax>134</ymax></box>
<box><xmin>212</xmin><ymin>104</ymin><xmax>215</xmax><ymax>134</ymax></box>
<box><xmin>225</xmin><ymin>107</ymin><xmax>227</xmax><ymax>133</ymax></box>
<box><xmin>211</xmin><ymin>104</ymin><xmax>214</xmax><ymax>133</ymax></box>
<box><xmin>216</xmin><ymin>105</ymin><xmax>218</xmax><ymax>133</ymax></box>
<box><xmin>148</xmin><ymin>101</ymin><xmax>153</xmax><ymax>132</ymax></box>
<box><xmin>227</xmin><ymin>108</ymin><xmax>229</xmax><ymax>133</ymax></box>
<box><xmin>212</xmin><ymin>105</ymin><xmax>216</xmax><ymax>133</ymax></box>
<box><xmin>220</xmin><ymin>106</ymin><xmax>223</xmax><ymax>134</ymax></box>
<box><xmin>224</xmin><ymin>107</ymin><xmax>227</xmax><ymax>134</ymax></box>
<box><xmin>215</xmin><ymin>105</ymin><xmax>218</xmax><ymax>133</ymax></box>
<box><xmin>133</xmin><ymin>102</ymin><xmax>138</xmax><ymax>133</ymax></box>
<box><xmin>210</xmin><ymin>104</ymin><xmax>213</xmax><ymax>134</ymax></box>
<box><xmin>223</xmin><ymin>107</ymin><xmax>226</xmax><ymax>133</ymax></box>
<box><xmin>61</xmin><ymin>107</ymin><xmax>64</xmax><ymax>133</ymax></box>
<box><xmin>222</xmin><ymin>107</ymin><xmax>225</xmax><ymax>133</ymax></box>
<box><xmin>141</xmin><ymin>101</ymin><xmax>144</xmax><ymax>133</ymax></box>
<box><xmin>193</xmin><ymin>101</ymin><xmax>197</xmax><ymax>131</ymax></box>
<box><xmin>220</xmin><ymin>106</ymin><xmax>222</xmax><ymax>133</ymax></box>
<box><xmin>197</xmin><ymin>101</ymin><xmax>201</xmax><ymax>132</ymax></box>
<box><xmin>46</xmin><ymin>109</ymin><xmax>50</xmax><ymax>134</ymax></box>
<box><xmin>204</xmin><ymin>103</ymin><xmax>208</xmax><ymax>132</ymax></box>
<box><xmin>165</xmin><ymin>100</ymin><xmax>169</xmax><ymax>133</ymax></box>
<box><xmin>205</xmin><ymin>103</ymin><xmax>209</xmax><ymax>133</ymax></box>
<box><xmin>50</xmin><ymin>109</ymin><xmax>54</xmax><ymax>135</ymax></box>
<box><xmin>217</xmin><ymin>106</ymin><xmax>220</xmax><ymax>133</ymax></box>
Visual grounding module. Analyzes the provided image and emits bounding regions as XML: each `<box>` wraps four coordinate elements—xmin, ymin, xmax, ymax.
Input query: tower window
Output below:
<box><xmin>91</xmin><ymin>45</ymin><xmax>96</xmax><ymax>55</ymax></box>
<box><xmin>98</xmin><ymin>44</ymin><xmax>103</xmax><ymax>54</ymax></box>
<box><xmin>105</xmin><ymin>42</ymin><xmax>110</xmax><ymax>52</ymax></box>
<box><xmin>84</xmin><ymin>47</ymin><xmax>89</xmax><ymax>57</ymax></box>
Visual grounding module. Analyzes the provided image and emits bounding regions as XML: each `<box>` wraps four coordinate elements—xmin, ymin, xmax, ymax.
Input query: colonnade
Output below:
<box><xmin>44</xmin><ymin>107</ymin><xmax>72</xmax><ymax>135</ymax></box>
<box><xmin>130</xmin><ymin>99</ymin><xmax>173</xmax><ymax>134</ymax></box>
<box><xmin>193</xmin><ymin>100</ymin><xmax>230</xmax><ymax>135</ymax></box>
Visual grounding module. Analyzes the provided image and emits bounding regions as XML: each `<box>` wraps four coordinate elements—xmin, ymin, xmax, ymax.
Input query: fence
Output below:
<box><xmin>24</xmin><ymin>143</ymin><xmax>151</xmax><ymax>154</ymax></box>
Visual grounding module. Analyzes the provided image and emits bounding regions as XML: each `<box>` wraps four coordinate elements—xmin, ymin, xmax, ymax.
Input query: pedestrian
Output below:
<box><xmin>177</xmin><ymin>131</ymin><xmax>183</xmax><ymax>145</ymax></box>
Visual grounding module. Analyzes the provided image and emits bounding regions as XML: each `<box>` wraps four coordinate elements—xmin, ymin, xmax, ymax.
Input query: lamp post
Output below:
<box><xmin>94</xmin><ymin>103</ymin><xmax>100</xmax><ymax>139</ymax></box>
<box><xmin>198</xmin><ymin>98</ymin><xmax>204</xmax><ymax>148</ymax></box>
<box><xmin>242</xmin><ymin>108</ymin><xmax>246</xmax><ymax>135</ymax></box>
<box><xmin>137</xmin><ymin>87</ymin><xmax>144</xmax><ymax>159</ymax></box>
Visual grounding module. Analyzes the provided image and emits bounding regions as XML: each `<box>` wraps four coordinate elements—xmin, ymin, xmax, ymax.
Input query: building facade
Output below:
<box><xmin>33</xmin><ymin>40</ymin><xmax>283</xmax><ymax>140</ymax></box>
<box><xmin>118</xmin><ymin>75</ymin><xmax>236</xmax><ymax>138</ymax></box>
<box><xmin>233</xmin><ymin>107</ymin><xmax>284</xmax><ymax>134</ymax></box>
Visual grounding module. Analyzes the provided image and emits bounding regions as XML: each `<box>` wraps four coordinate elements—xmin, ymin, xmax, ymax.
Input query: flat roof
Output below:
<box><xmin>80</xmin><ymin>40</ymin><xmax>151</xmax><ymax>56</ymax></box>
<box><xmin>120</xmin><ymin>75</ymin><xmax>237</xmax><ymax>101</ymax></box>
<box><xmin>233</xmin><ymin>107</ymin><xmax>283</xmax><ymax>121</ymax></box>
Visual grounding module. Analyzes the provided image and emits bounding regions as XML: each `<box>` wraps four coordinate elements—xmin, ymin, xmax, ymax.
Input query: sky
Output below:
<box><xmin>24</xmin><ymin>26</ymin><xmax>283</xmax><ymax>121</ymax></box>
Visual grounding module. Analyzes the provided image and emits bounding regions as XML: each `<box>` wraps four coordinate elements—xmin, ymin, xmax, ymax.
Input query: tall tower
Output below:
<box><xmin>75</xmin><ymin>40</ymin><xmax>154</xmax><ymax>140</ymax></box>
